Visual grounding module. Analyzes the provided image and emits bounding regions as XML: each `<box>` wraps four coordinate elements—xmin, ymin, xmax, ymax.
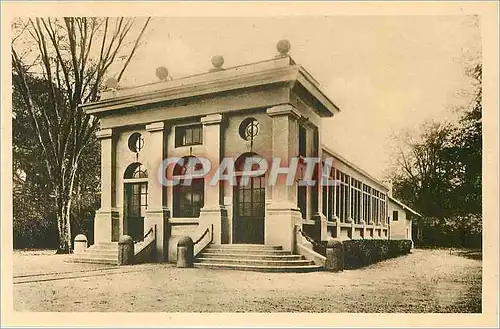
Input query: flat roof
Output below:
<box><xmin>81</xmin><ymin>55</ymin><xmax>340</xmax><ymax>118</ymax></box>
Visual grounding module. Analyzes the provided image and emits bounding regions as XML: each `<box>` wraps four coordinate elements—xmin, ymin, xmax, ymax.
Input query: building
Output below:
<box><xmin>79</xmin><ymin>41</ymin><xmax>418</xmax><ymax>268</ymax></box>
<box><xmin>388</xmin><ymin>195</ymin><xmax>421</xmax><ymax>246</ymax></box>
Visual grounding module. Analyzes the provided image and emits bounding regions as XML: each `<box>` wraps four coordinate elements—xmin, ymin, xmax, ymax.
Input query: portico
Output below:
<box><xmin>82</xmin><ymin>42</ymin><xmax>397</xmax><ymax>266</ymax></box>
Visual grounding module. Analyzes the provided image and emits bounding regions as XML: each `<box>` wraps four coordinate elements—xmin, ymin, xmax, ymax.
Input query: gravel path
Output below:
<box><xmin>13</xmin><ymin>249</ymin><xmax>481</xmax><ymax>312</ymax></box>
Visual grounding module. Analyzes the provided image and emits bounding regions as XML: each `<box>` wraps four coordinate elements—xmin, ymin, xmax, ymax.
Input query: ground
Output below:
<box><xmin>13</xmin><ymin>248</ymin><xmax>481</xmax><ymax>313</ymax></box>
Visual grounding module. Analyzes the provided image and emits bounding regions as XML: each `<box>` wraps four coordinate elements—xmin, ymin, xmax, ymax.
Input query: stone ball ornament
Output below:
<box><xmin>211</xmin><ymin>55</ymin><xmax>224</xmax><ymax>69</ymax></box>
<box><xmin>104</xmin><ymin>77</ymin><xmax>118</xmax><ymax>89</ymax></box>
<box><xmin>156</xmin><ymin>66</ymin><xmax>169</xmax><ymax>81</ymax></box>
<box><xmin>277</xmin><ymin>39</ymin><xmax>291</xmax><ymax>56</ymax></box>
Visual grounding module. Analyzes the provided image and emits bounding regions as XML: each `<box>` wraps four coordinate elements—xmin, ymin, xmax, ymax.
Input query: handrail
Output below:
<box><xmin>193</xmin><ymin>228</ymin><xmax>210</xmax><ymax>245</ymax></box>
<box><xmin>298</xmin><ymin>228</ymin><xmax>324</xmax><ymax>250</ymax></box>
<box><xmin>143</xmin><ymin>226</ymin><xmax>154</xmax><ymax>240</ymax></box>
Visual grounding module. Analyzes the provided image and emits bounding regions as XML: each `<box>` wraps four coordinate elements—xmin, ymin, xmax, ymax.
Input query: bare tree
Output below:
<box><xmin>11</xmin><ymin>17</ymin><xmax>151</xmax><ymax>253</ymax></box>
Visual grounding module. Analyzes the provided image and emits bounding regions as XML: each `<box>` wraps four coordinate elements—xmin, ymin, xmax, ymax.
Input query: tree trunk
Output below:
<box><xmin>55</xmin><ymin>166</ymin><xmax>78</xmax><ymax>254</ymax></box>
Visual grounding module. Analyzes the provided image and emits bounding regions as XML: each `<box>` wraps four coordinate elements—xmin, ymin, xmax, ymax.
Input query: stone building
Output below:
<box><xmin>78</xmin><ymin>42</ymin><xmax>419</xmax><ymax>269</ymax></box>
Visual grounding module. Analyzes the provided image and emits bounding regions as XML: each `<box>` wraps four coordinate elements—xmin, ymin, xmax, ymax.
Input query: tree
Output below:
<box><xmin>11</xmin><ymin>17</ymin><xmax>151</xmax><ymax>253</ymax></box>
<box><xmin>389</xmin><ymin>61</ymin><xmax>482</xmax><ymax>248</ymax></box>
<box><xmin>449</xmin><ymin>63</ymin><xmax>482</xmax><ymax>216</ymax></box>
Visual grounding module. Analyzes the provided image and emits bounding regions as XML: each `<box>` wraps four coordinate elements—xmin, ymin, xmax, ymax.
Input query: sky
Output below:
<box><xmin>117</xmin><ymin>16</ymin><xmax>481</xmax><ymax>180</ymax></box>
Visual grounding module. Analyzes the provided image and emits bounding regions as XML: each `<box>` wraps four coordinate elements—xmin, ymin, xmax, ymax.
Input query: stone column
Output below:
<box><xmin>199</xmin><ymin>114</ymin><xmax>223</xmax><ymax>244</ymax></box>
<box><xmin>266</xmin><ymin>105</ymin><xmax>303</xmax><ymax>251</ymax></box>
<box><xmin>94</xmin><ymin>128</ymin><xmax>119</xmax><ymax>244</ymax></box>
<box><xmin>145</xmin><ymin>121</ymin><xmax>169</xmax><ymax>261</ymax></box>
<box><xmin>311</xmin><ymin>126</ymin><xmax>328</xmax><ymax>241</ymax></box>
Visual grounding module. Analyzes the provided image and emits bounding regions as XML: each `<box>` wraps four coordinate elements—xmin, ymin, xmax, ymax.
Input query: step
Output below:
<box><xmin>207</xmin><ymin>244</ymin><xmax>283</xmax><ymax>250</ymax></box>
<box><xmin>93</xmin><ymin>242</ymin><xmax>118</xmax><ymax>247</ymax></box>
<box><xmin>82</xmin><ymin>250</ymin><xmax>117</xmax><ymax>256</ymax></box>
<box><xmin>194</xmin><ymin>262</ymin><xmax>323</xmax><ymax>273</ymax></box>
<box><xmin>76</xmin><ymin>252</ymin><xmax>118</xmax><ymax>259</ymax></box>
<box><xmin>203</xmin><ymin>248</ymin><xmax>292</xmax><ymax>255</ymax></box>
<box><xmin>199</xmin><ymin>253</ymin><xmax>304</xmax><ymax>261</ymax></box>
<box><xmin>67</xmin><ymin>256</ymin><xmax>118</xmax><ymax>265</ymax></box>
<box><xmin>196</xmin><ymin>257</ymin><xmax>315</xmax><ymax>266</ymax></box>
<box><xmin>88</xmin><ymin>245</ymin><xmax>118</xmax><ymax>251</ymax></box>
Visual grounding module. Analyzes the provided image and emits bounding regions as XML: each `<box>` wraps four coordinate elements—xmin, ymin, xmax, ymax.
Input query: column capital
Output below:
<box><xmin>201</xmin><ymin>113</ymin><xmax>223</xmax><ymax>125</ymax></box>
<box><xmin>96</xmin><ymin>128</ymin><xmax>113</xmax><ymax>139</ymax></box>
<box><xmin>266</xmin><ymin>104</ymin><xmax>300</xmax><ymax>119</ymax></box>
<box><xmin>146</xmin><ymin>121</ymin><xmax>165</xmax><ymax>132</ymax></box>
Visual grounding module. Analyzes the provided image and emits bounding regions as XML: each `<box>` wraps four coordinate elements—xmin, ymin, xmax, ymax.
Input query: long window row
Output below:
<box><xmin>322</xmin><ymin>168</ymin><xmax>388</xmax><ymax>225</ymax></box>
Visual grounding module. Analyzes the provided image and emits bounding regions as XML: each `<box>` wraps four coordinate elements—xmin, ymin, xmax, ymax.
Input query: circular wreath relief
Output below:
<box><xmin>239</xmin><ymin>118</ymin><xmax>259</xmax><ymax>141</ymax></box>
<box><xmin>128</xmin><ymin>132</ymin><xmax>144</xmax><ymax>153</ymax></box>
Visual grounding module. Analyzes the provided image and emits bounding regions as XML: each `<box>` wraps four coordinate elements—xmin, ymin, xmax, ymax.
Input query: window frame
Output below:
<box><xmin>175</xmin><ymin>124</ymin><xmax>203</xmax><ymax>148</ymax></box>
<box><xmin>173</xmin><ymin>178</ymin><xmax>205</xmax><ymax>218</ymax></box>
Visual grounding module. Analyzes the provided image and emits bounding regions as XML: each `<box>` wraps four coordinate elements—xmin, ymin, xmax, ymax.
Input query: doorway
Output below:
<box><xmin>233</xmin><ymin>175</ymin><xmax>265</xmax><ymax>244</ymax></box>
<box><xmin>123</xmin><ymin>162</ymin><xmax>148</xmax><ymax>242</ymax></box>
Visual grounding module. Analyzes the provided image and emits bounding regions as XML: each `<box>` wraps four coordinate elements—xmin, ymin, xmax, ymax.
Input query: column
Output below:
<box><xmin>145</xmin><ymin>121</ymin><xmax>169</xmax><ymax>261</ymax></box>
<box><xmin>266</xmin><ymin>105</ymin><xmax>303</xmax><ymax>251</ymax></box>
<box><xmin>199</xmin><ymin>113</ymin><xmax>223</xmax><ymax>244</ymax></box>
<box><xmin>311</xmin><ymin>125</ymin><xmax>328</xmax><ymax>241</ymax></box>
<box><xmin>94</xmin><ymin>128</ymin><xmax>119</xmax><ymax>244</ymax></box>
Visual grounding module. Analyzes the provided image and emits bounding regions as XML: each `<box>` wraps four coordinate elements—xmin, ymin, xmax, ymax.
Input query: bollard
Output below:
<box><xmin>176</xmin><ymin>236</ymin><xmax>194</xmax><ymax>268</ymax></box>
<box><xmin>73</xmin><ymin>234</ymin><xmax>88</xmax><ymax>254</ymax></box>
<box><xmin>118</xmin><ymin>235</ymin><xmax>134</xmax><ymax>265</ymax></box>
<box><xmin>325</xmin><ymin>238</ymin><xmax>344</xmax><ymax>272</ymax></box>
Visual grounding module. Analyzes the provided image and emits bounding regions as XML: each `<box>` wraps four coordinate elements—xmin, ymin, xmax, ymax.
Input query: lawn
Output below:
<box><xmin>13</xmin><ymin>248</ymin><xmax>482</xmax><ymax>313</ymax></box>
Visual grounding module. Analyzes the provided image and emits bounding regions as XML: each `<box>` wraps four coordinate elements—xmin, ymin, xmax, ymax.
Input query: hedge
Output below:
<box><xmin>342</xmin><ymin>239</ymin><xmax>412</xmax><ymax>270</ymax></box>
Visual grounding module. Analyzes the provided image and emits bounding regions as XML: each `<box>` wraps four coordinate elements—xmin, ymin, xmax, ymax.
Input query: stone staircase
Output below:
<box><xmin>194</xmin><ymin>244</ymin><xmax>324</xmax><ymax>272</ymax></box>
<box><xmin>67</xmin><ymin>242</ymin><xmax>119</xmax><ymax>265</ymax></box>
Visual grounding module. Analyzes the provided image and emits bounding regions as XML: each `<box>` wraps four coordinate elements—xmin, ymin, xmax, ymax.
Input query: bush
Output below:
<box><xmin>343</xmin><ymin>239</ymin><xmax>412</xmax><ymax>270</ymax></box>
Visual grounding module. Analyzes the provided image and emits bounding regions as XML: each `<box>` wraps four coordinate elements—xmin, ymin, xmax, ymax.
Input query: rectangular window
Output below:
<box><xmin>380</xmin><ymin>193</ymin><xmax>386</xmax><ymax>225</ymax></box>
<box><xmin>363</xmin><ymin>185</ymin><xmax>371</xmax><ymax>223</ymax></box>
<box><xmin>393</xmin><ymin>210</ymin><xmax>399</xmax><ymax>221</ymax></box>
<box><xmin>298</xmin><ymin>125</ymin><xmax>307</xmax><ymax>157</ymax></box>
<box><xmin>351</xmin><ymin>178</ymin><xmax>362</xmax><ymax>223</ymax></box>
<box><xmin>343</xmin><ymin>174</ymin><xmax>350</xmax><ymax>221</ymax></box>
<box><xmin>173</xmin><ymin>179</ymin><xmax>204</xmax><ymax>218</ymax></box>
<box><xmin>129</xmin><ymin>183</ymin><xmax>148</xmax><ymax>218</ymax></box>
<box><xmin>322</xmin><ymin>185</ymin><xmax>328</xmax><ymax>217</ymax></box>
<box><xmin>334</xmin><ymin>169</ymin><xmax>351</xmax><ymax>222</ymax></box>
<box><xmin>175</xmin><ymin>124</ymin><xmax>203</xmax><ymax>147</ymax></box>
<box><xmin>327</xmin><ymin>184</ymin><xmax>334</xmax><ymax>221</ymax></box>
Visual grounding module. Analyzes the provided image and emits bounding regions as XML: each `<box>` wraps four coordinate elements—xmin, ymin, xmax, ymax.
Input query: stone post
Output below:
<box><xmin>118</xmin><ymin>235</ymin><xmax>134</xmax><ymax>265</ymax></box>
<box><xmin>95</xmin><ymin>128</ymin><xmax>119</xmax><ymax>244</ymax></box>
<box><xmin>176</xmin><ymin>236</ymin><xmax>194</xmax><ymax>268</ymax></box>
<box><xmin>325</xmin><ymin>238</ymin><xmax>344</xmax><ymax>272</ymax></box>
<box><xmin>145</xmin><ymin>121</ymin><xmax>169</xmax><ymax>261</ymax></box>
<box><xmin>199</xmin><ymin>114</ymin><xmax>223</xmax><ymax>244</ymax></box>
<box><xmin>73</xmin><ymin>234</ymin><xmax>88</xmax><ymax>254</ymax></box>
<box><xmin>266</xmin><ymin>105</ymin><xmax>303</xmax><ymax>251</ymax></box>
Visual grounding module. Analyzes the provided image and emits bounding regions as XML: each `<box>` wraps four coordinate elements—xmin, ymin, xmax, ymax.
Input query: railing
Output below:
<box><xmin>193</xmin><ymin>224</ymin><xmax>213</xmax><ymax>257</ymax></box>
<box><xmin>143</xmin><ymin>226</ymin><xmax>155</xmax><ymax>240</ymax></box>
<box><xmin>193</xmin><ymin>228</ymin><xmax>211</xmax><ymax>245</ymax></box>
<box><xmin>134</xmin><ymin>225</ymin><xmax>156</xmax><ymax>262</ymax></box>
<box><xmin>298</xmin><ymin>228</ymin><xmax>324</xmax><ymax>251</ymax></box>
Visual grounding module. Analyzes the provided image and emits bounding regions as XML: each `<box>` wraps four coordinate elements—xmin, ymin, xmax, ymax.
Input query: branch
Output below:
<box><xmin>117</xmin><ymin>17</ymin><xmax>151</xmax><ymax>82</ymax></box>
<box><xmin>12</xmin><ymin>47</ymin><xmax>54</xmax><ymax>182</ymax></box>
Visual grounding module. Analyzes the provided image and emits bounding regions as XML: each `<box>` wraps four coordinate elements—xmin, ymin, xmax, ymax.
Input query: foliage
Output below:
<box><xmin>389</xmin><ymin>62</ymin><xmax>482</xmax><ymax>248</ymax></box>
<box><xmin>12</xmin><ymin>70</ymin><xmax>100</xmax><ymax>248</ymax></box>
<box><xmin>342</xmin><ymin>239</ymin><xmax>412</xmax><ymax>270</ymax></box>
<box><xmin>12</xmin><ymin>17</ymin><xmax>150</xmax><ymax>252</ymax></box>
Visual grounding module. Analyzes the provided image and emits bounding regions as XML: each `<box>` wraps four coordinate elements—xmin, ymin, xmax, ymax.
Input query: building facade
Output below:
<box><xmin>82</xmin><ymin>48</ymin><xmax>416</xmax><ymax>263</ymax></box>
